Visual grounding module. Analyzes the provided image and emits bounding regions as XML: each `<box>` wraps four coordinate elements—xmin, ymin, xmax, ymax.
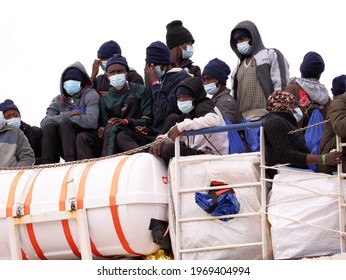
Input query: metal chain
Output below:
<box><xmin>0</xmin><ymin>136</ymin><xmax>167</xmax><ymax>171</ymax></box>
<box><xmin>287</xmin><ymin>119</ymin><xmax>330</xmax><ymax>135</ymax></box>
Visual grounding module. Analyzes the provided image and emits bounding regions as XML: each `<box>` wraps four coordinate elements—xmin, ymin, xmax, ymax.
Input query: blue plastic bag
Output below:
<box><xmin>223</xmin><ymin>117</ymin><xmax>245</xmax><ymax>154</ymax></box>
<box><xmin>195</xmin><ymin>188</ymin><xmax>240</xmax><ymax>222</ymax></box>
<box><xmin>304</xmin><ymin>109</ymin><xmax>325</xmax><ymax>172</ymax></box>
<box><xmin>242</xmin><ymin>118</ymin><xmax>260</xmax><ymax>152</ymax></box>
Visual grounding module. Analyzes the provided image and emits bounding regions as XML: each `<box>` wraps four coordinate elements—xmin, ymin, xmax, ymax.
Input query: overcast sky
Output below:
<box><xmin>0</xmin><ymin>0</ymin><xmax>344</xmax><ymax>127</ymax></box>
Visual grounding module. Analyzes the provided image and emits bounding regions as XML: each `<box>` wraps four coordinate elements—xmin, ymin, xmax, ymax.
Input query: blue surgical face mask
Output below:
<box><xmin>204</xmin><ymin>82</ymin><xmax>220</xmax><ymax>96</ymax></box>
<box><xmin>237</xmin><ymin>40</ymin><xmax>252</xmax><ymax>55</ymax></box>
<box><xmin>6</xmin><ymin>117</ymin><xmax>21</xmax><ymax>128</ymax></box>
<box><xmin>109</xmin><ymin>73</ymin><xmax>127</xmax><ymax>90</ymax></box>
<box><xmin>101</xmin><ymin>60</ymin><xmax>108</xmax><ymax>72</ymax></box>
<box><xmin>181</xmin><ymin>45</ymin><xmax>194</xmax><ymax>59</ymax></box>
<box><xmin>292</xmin><ymin>107</ymin><xmax>303</xmax><ymax>123</ymax></box>
<box><xmin>0</xmin><ymin>111</ymin><xmax>5</xmax><ymax>130</ymax></box>
<box><xmin>155</xmin><ymin>65</ymin><xmax>166</xmax><ymax>79</ymax></box>
<box><xmin>63</xmin><ymin>80</ymin><xmax>81</xmax><ymax>95</ymax></box>
<box><xmin>178</xmin><ymin>100</ymin><xmax>195</xmax><ymax>114</ymax></box>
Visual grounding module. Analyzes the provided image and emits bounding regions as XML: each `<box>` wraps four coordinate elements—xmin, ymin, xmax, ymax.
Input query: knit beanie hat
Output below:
<box><xmin>97</xmin><ymin>40</ymin><xmax>122</xmax><ymax>59</ymax></box>
<box><xmin>166</xmin><ymin>20</ymin><xmax>194</xmax><ymax>49</ymax></box>
<box><xmin>106</xmin><ymin>54</ymin><xmax>130</xmax><ymax>72</ymax></box>
<box><xmin>300</xmin><ymin>51</ymin><xmax>325</xmax><ymax>79</ymax></box>
<box><xmin>63</xmin><ymin>68</ymin><xmax>87</xmax><ymax>87</ymax></box>
<box><xmin>331</xmin><ymin>74</ymin><xmax>346</xmax><ymax>96</ymax></box>
<box><xmin>202</xmin><ymin>58</ymin><xmax>231</xmax><ymax>85</ymax></box>
<box><xmin>233</xmin><ymin>28</ymin><xmax>251</xmax><ymax>40</ymax></box>
<box><xmin>146</xmin><ymin>41</ymin><xmax>171</xmax><ymax>66</ymax></box>
<box><xmin>0</xmin><ymin>99</ymin><xmax>20</xmax><ymax>114</ymax></box>
<box><xmin>266</xmin><ymin>90</ymin><xmax>299</xmax><ymax>112</ymax></box>
<box><xmin>176</xmin><ymin>85</ymin><xmax>194</xmax><ymax>97</ymax></box>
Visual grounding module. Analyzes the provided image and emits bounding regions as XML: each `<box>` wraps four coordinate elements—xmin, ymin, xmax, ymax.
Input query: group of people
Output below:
<box><xmin>1</xmin><ymin>19</ymin><xmax>345</xmax><ymax>178</ymax></box>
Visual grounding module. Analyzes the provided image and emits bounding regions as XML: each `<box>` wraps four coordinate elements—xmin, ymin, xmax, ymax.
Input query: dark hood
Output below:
<box><xmin>230</xmin><ymin>20</ymin><xmax>265</xmax><ymax>60</ymax></box>
<box><xmin>175</xmin><ymin>77</ymin><xmax>208</xmax><ymax>106</ymax></box>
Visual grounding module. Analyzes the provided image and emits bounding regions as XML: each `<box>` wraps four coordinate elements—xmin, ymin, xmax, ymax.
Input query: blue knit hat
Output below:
<box><xmin>0</xmin><ymin>99</ymin><xmax>20</xmax><ymax>114</ymax></box>
<box><xmin>300</xmin><ymin>51</ymin><xmax>325</xmax><ymax>79</ymax></box>
<box><xmin>63</xmin><ymin>68</ymin><xmax>87</xmax><ymax>87</ymax></box>
<box><xmin>97</xmin><ymin>40</ymin><xmax>122</xmax><ymax>59</ymax></box>
<box><xmin>202</xmin><ymin>58</ymin><xmax>231</xmax><ymax>85</ymax></box>
<box><xmin>331</xmin><ymin>74</ymin><xmax>346</xmax><ymax>96</ymax></box>
<box><xmin>233</xmin><ymin>28</ymin><xmax>251</xmax><ymax>40</ymax></box>
<box><xmin>106</xmin><ymin>54</ymin><xmax>130</xmax><ymax>72</ymax></box>
<box><xmin>176</xmin><ymin>85</ymin><xmax>194</xmax><ymax>97</ymax></box>
<box><xmin>146</xmin><ymin>41</ymin><xmax>171</xmax><ymax>66</ymax></box>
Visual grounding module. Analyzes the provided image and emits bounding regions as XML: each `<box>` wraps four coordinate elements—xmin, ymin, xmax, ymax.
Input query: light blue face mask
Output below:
<box><xmin>181</xmin><ymin>45</ymin><xmax>194</xmax><ymax>59</ymax></box>
<box><xmin>101</xmin><ymin>60</ymin><xmax>108</xmax><ymax>72</ymax></box>
<box><xmin>237</xmin><ymin>40</ymin><xmax>252</xmax><ymax>55</ymax></box>
<box><xmin>155</xmin><ymin>65</ymin><xmax>165</xmax><ymax>79</ymax></box>
<box><xmin>178</xmin><ymin>100</ymin><xmax>195</xmax><ymax>114</ymax></box>
<box><xmin>204</xmin><ymin>82</ymin><xmax>219</xmax><ymax>96</ymax></box>
<box><xmin>0</xmin><ymin>111</ymin><xmax>5</xmax><ymax>130</ymax></box>
<box><xmin>63</xmin><ymin>80</ymin><xmax>81</xmax><ymax>95</ymax></box>
<box><xmin>109</xmin><ymin>73</ymin><xmax>126</xmax><ymax>90</ymax></box>
<box><xmin>292</xmin><ymin>107</ymin><xmax>303</xmax><ymax>123</ymax></box>
<box><xmin>6</xmin><ymin>117</ymin><xmax>21</xmax><ymax>128</ymax></box>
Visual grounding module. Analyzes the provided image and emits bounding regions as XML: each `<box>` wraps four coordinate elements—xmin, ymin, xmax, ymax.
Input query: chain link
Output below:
<box><xmin>287</xmin><ymin>119</ymin><xmax>329</xmax><ymax>135</ymax></box>
<box><xmin>0</xmin><ymin>136</ymin><xmax>167</xmax><ymax>171</ymax></box>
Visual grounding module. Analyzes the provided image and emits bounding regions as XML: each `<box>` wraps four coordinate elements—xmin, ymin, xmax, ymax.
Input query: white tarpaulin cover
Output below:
<box><xmin>268</xmin><ymin>168</ymin><xmax>346</xmax><ymax>259</ymax></box>
<box><xmin>168</xmin><ymin>154</ymin><xmax>272</xmax><ymax>260</ymax></box>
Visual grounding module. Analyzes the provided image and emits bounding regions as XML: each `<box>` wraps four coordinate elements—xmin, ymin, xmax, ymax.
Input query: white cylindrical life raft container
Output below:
<box><xmin>0</xmin><ymin>153</ymin><xmax>169</xmax><ymax>260</ymax></box>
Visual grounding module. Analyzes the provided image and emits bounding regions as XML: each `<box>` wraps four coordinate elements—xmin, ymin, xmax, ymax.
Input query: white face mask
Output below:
<box><xmin>181</xmin><ymin>45</ymin><xmax>194</xmax><ymax>59</ymax></box>
<box><xmin>6</xmin><ymin>117</ymin><xmax>21</xmax><ymax>127</ymax></box>
<box><xmin>63</xmin><ymin>80</ymin><xmax>81</xmax><ymax>95</ymax></box>
<box><xmin>178</xmin><ymin>100</ymin><xmax>194</xmax><ymax>114</ymax></box>
<box><xmin>0</xmin><ymin>111</ymin><xmax>5</xmax><ymax>130</ymax></box>
<box><xmin>237</xmin><ymin>40</ymin><xmax>252</xmax><ymax>55</ymax></box>
<box><xmin>109</xmin><ymin>73</ymin><xmax>126</xmax><ymax>90</ymax></box>
<box><xmin>155</xmin><ymin>65</ymin><xmax>166</xmax><ymax>79</ymax></box>
<box><xmin>204</xmin><ymin>82</ymin><xmax>219</xmax><ymax>96</ymax></box>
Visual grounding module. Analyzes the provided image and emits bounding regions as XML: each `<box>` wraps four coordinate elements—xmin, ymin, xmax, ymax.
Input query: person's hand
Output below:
<box><xmin>144</xmin><ymin>63</ymin><xmax>159</xmax><ymax>84</ymax></box>
<box><xmin>70</xmin><ymin>106</ymin><xmax>86</xmax><ymax>116</ymax></box>
<box><xmin>325</xmin><ymin>151</ymin><xmax>343</xmax><ymax>165</ymax></box>
<box><xmin>167</xmin><ymin>125</ymin><xmax>181</xmax><ymax>141</ymax></box>
<box><xmin>149</xmin><ymin>134</ymin><xmax>167</xmax><ymax>156</ymax></box>
<box><xmin>91</xmin><ymin>59</ymin><xmax>101</xmax><ymax>80</ymax></box>
<box><xmin>135</xmin><ymin>126</ymin><xmax>149</xmax><ymax>135</ymax></box>
<box><xmin>97</xmin><ymin>127</ymin><xmax>105</xmax><ymax>139</ymax></box>
<box><xmin>107</xmin><ymin>117</ymin><xmax>128</xmax><ymax>126</ymax></box>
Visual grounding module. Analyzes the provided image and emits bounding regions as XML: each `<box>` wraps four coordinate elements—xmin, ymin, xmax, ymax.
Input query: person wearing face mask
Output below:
<box><xmin>40</xmin><ymin>62</ymin><xmax>100</xmax><ymax>163</ymax></box>
<box><xmin>89</xmin><ymin>54</ymin><xmax>153</xmax><ymax>156</ymax></box>
<box><xmin>165</xmin><ymin>20</ymin><xmax>201</xmax><ymax>77</ymax></box>
<box><xmin>263</xmin><ymin>90</ymin><xmax>342</xmax><ymax>179</ymax></box>
<box><xmin>0</xmin><ymin>99</ymin><xmax>43</xmax><ymax>164</ymax></box>
<box><xmin>230</xmin><ymin>20</ymin><xmax>290</xmax><ymax>122</ymax></box>
<box><xmin>90</xmin><ymin>40</ymin><xmax>144</xmax><ymax>97</ymax></box>
<box><xmin>115</xmin><ymin>41</ymin><xmax>190</xmax><ymax>153</ymax></box>
<box><xmin>149</xmin><ymin>76</ymin><xmax>229</xmax><ymax>166</ymax></box>
<box><xmin>0</xmin><ymin>111</ymin><xmax>35</xmax><ymax>168</ymax></box>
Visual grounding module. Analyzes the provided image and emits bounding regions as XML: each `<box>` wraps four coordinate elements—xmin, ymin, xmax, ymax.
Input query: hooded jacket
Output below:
<box><xmin>230</xmin><ymin>20</ymin><xmax>290</xmax><ymax>100</ymax></box>
<box><xmin>40</xmin><ymin>62</ymin><xmax>99</xmax><ymax>130</ymax></box>
<box><xmin>175</xmin><ymin>77</ymin><xmax>229</xmax><ymax>155</ymax></box>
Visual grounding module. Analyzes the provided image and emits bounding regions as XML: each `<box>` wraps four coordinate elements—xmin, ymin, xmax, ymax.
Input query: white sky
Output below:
<box><xmin>0</xmin><ymin>0</ymin><xmax>344</xmax><ymax>127</ymax></box>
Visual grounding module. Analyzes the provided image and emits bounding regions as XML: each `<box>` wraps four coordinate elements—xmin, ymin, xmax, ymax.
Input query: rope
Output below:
<box><xmin>0</xmin><ymin>136</ymin><xmax>166</xmax><ymax>171</ymax></box>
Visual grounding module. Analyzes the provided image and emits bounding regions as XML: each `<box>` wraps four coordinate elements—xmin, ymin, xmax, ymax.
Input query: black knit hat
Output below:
<box><xmin>0</xmin><ymin>99</ymin><xmax>20</xmax><ymax>114</ymax></box>
<box><xmin>106</xmin><ymin>54</ymin><xmax>130</xmax><ymax>72</ymax></box>
<box><xmin>166</xmin><ymin>20</ymin><xmax>194</xmax><ymax>49</ymax></box>
<box><xmin>97</xmin><ymin>40</ymin><xmax>122</xmax><ymax>59</ymax></box>
<box><xmin>300</xmin><ymin>51</ymin><xmax>325</xmax><ymax>79</ymax></box>
<box><xmin>331</xmin><ymin>74</ymin><xmax>346</xmax><ymax>96</ymax></box>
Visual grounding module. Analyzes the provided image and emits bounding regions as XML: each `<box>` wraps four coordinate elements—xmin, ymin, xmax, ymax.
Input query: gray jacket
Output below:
<box><xmin>0</xmin><ymin>124</ymin><xmax>34</xmax><ymax>167</ymax></box>
<box><xmin>41</xmin><ymin>62</ymin><xmax>99</xmax><ymax>129</ymax></box>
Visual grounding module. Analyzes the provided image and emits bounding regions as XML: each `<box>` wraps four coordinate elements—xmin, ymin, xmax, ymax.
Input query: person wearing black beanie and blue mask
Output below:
<box><xmin>91</xmin><ymin>40</ymin><xmax>144</xmax><ymax>96</ymax></box>
<box><xmin>166</xmin><ymin>20</ymin><xmax>201</xmax><ymax>77</ymax></box>
<box><xmin>40</xmin><ymin>62</ymin><xmax>100</xmax><ymax>163</ymax></box>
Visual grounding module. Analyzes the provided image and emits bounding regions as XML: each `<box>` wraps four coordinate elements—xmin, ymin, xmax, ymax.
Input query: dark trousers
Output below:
<box><xmin>160</xmin><ymin>142</ymin><xmax>205</xmax><ymax>166</ymax></box>
<box><xmin>116</xmin><ymin>130</ymin><xmax>155</xmax><ymax>152</ymax></box>
<box><xmin>41</xmin><ymin>119</ymin><xmax>95</xmax><ymax>163</ymax></box>
<box><xmin>76</xmin><ymin>131</ymin><xmax>103</xmax><ymax>160</ymax></box>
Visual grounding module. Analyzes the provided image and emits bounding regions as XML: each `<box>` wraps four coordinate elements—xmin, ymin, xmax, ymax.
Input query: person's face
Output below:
<box><xmin>202</xmin><ymin>75</ymin><xmax>217</xmax><ymax>85</ymax></box>
<box><xmin>3</xmin><ymin>109</ymin><xmax>20</xmax><ymax>120</ymax></box>
<box><xmin>107</xmin><ymin>64</ymin><xmax>127</xmax><ymax>77</ymax></box>
<box><xmin>236</xmin><ymin>36</ymin><xmax>251</xmax><ymax>44</ymax></box>
<box><xmin>177</xmin><ymin>94</ymin><xmax>193</xmax><ymax>102</ymax></box>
